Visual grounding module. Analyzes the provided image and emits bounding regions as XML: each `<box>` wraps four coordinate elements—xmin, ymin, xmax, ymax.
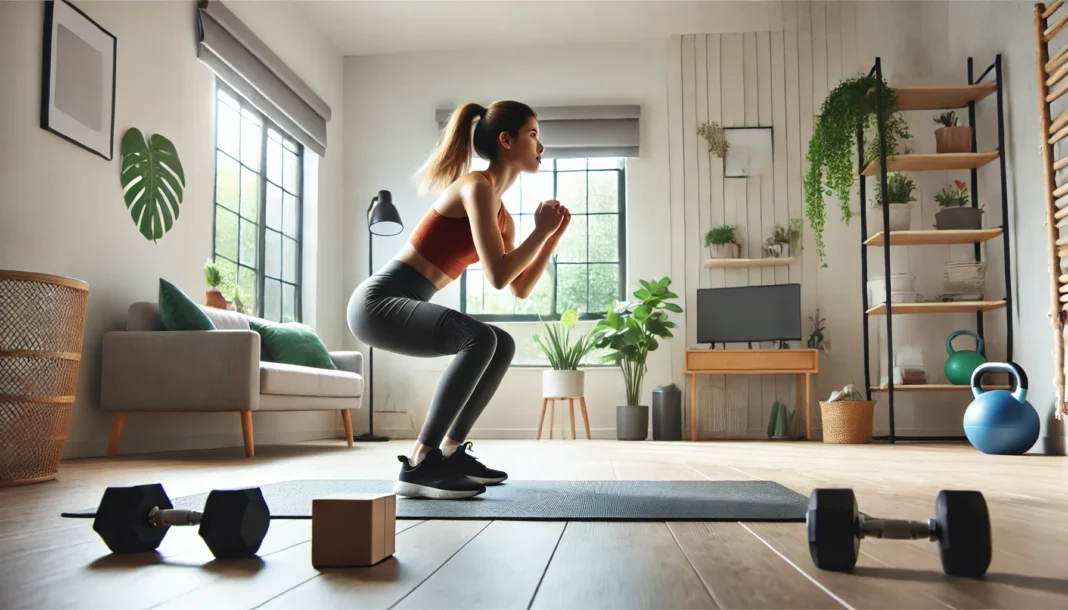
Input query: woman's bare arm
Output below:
<box><xmin>508</xmin><ymin>209</ymin><xmax>570</xmax><ymax>299</ymax></box>
<box><xmin>464</xmin><ymin>176</ymin><xmax>562</xmax><ymax>290</ymax></box>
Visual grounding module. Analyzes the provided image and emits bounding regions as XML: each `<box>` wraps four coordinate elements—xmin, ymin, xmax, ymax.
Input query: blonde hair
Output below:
<box><xmin>417</xmin><ymin>100</ymin><xmax>537</xmax><ymax>194</ymax></box>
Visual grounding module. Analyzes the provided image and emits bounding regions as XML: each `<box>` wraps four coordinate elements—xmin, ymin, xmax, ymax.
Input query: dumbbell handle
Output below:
<box><xmin>147</xmin><ymin>506</ymin><xmax>204</xmax><ymax>527</ymax></box>
<box><xmin>858</xmin><ymin>515</ymin><xmax>936</xmax><ymax>541</ymax></box>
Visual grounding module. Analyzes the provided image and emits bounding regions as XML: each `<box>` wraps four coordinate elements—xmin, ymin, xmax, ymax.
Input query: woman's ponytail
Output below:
<box><xmin>417</xmin><ymin>102</ymin><xmax>485</xmax><ymax>194</ymax></box>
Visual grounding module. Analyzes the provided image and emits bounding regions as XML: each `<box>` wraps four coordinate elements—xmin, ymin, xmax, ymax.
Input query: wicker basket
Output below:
<box><xmin>0</xmin><ymin>270</ymin><xmax>89</xmax><ymax>487</ymax></box>
<box><xmin>819</xmin><ymin>400</ymin><xmax>874</xmax><ymax>444</ymax></box>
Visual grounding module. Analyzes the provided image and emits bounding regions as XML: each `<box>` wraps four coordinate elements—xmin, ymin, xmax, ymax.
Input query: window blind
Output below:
<box><xmin>435</xmin><ymin>105</ymin><xmax>640</xmax><ymax>159</ymax></box>
<box><xmin>196</xmin><ymin>0</ymin><xmax>331</xmax><ymax>156</ymax></box>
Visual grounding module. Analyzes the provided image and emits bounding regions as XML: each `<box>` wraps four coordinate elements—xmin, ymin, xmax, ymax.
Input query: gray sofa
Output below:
<box><xmin>100</xmin><ymin>302</ymin><xmax>363</xmax><ymax>457</ymax></box>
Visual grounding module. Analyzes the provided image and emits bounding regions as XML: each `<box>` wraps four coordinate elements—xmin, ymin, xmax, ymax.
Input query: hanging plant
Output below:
<box><xmin>804</xmin><ymin>75</ymin><xmax>912</xmax><ymax>266</ymax></box>
<box><xmin>697</xmin><ymin>121</ymin><xmax>730</xmax><ymax>158</ymax></box>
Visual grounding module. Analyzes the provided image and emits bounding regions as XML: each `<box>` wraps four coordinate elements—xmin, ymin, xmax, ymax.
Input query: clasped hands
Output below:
<box><xmin>533</xmin><ymin>199</ymin><xmax>571</xmax><ymax>237</ymax></box>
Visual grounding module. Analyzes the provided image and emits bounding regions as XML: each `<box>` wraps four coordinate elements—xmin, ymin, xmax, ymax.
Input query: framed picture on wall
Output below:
<box><xmin>40</xmin><ymin>0</ymin><xmax>117</xmax><ymax>161</ymax></box>
<box><xmin>723</xmin><ymin>127</ymin><xmax>773</xmax><ymax>178</ymax></box>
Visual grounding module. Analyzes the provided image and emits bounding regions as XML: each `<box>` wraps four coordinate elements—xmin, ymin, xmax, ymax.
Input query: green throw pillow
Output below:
<box><xmin>248</xmin><ymin>319</ymin><xmax>337</xmax><ymax>370</ymax></box>
<box><xmin>158</xmin><ymin>279</ymin><xmax>216</xmax><ymax>331</ymax></box>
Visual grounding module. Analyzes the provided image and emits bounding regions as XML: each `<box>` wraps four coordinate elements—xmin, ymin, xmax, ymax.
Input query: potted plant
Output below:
<box><xmin>870</xmin><ymin>172</ymin><xmax>916</xmax><ymax>231</ymax></box>
<box><xmin>934</xmin><ymin>180</ymin><xmax>982</xmax><ymax>229</ymax></box>
<box><xmin>705</xmin><ymin>225</ymin><xmax>740</xmax><ymax>259</ymax></box>
<box><xmin>591</xmin><ymin>277</ymin><xmax>681</xmax><ymax>441</ymax></box>
<box><xmin>805</xmin><ymin>75</ymin><xmax>912</xmax><ymax>266</ymax></box>
<box><xmin>532</xmin><ymin>308</ymin><xmax>596</xmax><ymax>399</ymax></box>
<box><xmin>765</xmin><ymin>218</ymin><xmax>803</xmax><ymax>258</ymax></box>
<box><xmin>933</xmin><ymin>111</ymin><xmax>973</xmax><ymax>154</ymax></box>
<box><xmin>204</xmin><ymin>259</ymin><xmax>228</xmax><ymax>309</ymax></box>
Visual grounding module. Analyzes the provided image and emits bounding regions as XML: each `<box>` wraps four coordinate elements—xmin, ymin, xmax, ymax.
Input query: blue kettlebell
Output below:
<box><xmin>964</xmin><ymin>362</ymin><xmax>1040</xmax><ymax>455</ymax></box>
<box><xmin>945</xmin><ymin>330</ymin><xmax>986</xmax><ymax>385</ymax></box>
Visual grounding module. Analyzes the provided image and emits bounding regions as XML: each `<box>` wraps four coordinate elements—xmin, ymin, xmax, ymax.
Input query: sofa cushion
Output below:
<box><xmin>260</xmin><ymin>361</ymin><xmax>363</xmax><ymax>397</ymax></box>
<box><xmin>159</xmin><ymin>279</ymin><xmax>215</xmax><ymax>331</ymax></box>
<box><xmin>248</xmin><ymin>318</ymin><xmax>337</xmax><ymax>370</ymax></box>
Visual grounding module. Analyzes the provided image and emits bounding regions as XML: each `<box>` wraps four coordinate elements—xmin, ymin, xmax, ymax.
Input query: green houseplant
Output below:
<box><xmin>705</xmin><ymin>225</ymin><xmax>740</xmax><ymax>259</ymax></box>
<box><xmin>203</xmin><ymin>259</ymin><xmax>228</xmax><ymax>310</ymax></box>
<box><xmin>805</xmin><ymin>75</ymin><xmax>912</xmax><ymax>266</ymax></box>
<box><xmin>765</xmin><ymin>218</ymin><xmax>803</xmax><ymax>258</ymax></box>
<box><xmin>870</xmin><ymin>172</ymin><xmax>917</xmax><ymax>232</ymax></box>
<box><xmin>120</xmin><ymin>128</ymin><xmax>186</xmax><ymax>243</ymax></box>
<box><xmin>532</xmin><ymin>308</ymin><xmax>597</xmax><ymax>399</ymax></box>
<box><xmin>934</xmin><ymin>180</ymin><xmax>982</xmax><ymax>229</ymax></box>
<box><xmin>591</xmin><ymin>277</ymin><xmax>681</xmax><ymax>440</ymax></box>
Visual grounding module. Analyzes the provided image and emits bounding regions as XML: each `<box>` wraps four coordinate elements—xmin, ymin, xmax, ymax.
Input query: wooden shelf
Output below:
<box><xmin>703</xmin><ymin>257</ymin><xmax>796</xmax><ymax>269</ymax></box>
<box><xmin>861</xmin><ymin>152</ymin><xmax>1000</xmax><ymax>176</ymax></box>
<box><xmin>892</xmin><ymin>83</ymin><xmax>997</xmax><ymax>111</ymax></box>
<box><xmin>865</xmin><ymin>300</ymin><xmax>1007</xmax><ymax>316</ymax></box>
<box><xmin>869</xmin><ymin>384</ymin><xmax>1010</xmax><ymax>392</ymax></box>
<box><xmin>863</xmin><ymin>228</ymin><xmax>1003</xmax><ymax>246</ymax></box>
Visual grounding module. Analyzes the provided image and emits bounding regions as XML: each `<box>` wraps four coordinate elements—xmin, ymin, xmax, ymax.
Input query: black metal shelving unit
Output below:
<box><xmin>859</xmin><ymin>55</ymin><xmax>1013</xmax><ymax>443</ymax></box>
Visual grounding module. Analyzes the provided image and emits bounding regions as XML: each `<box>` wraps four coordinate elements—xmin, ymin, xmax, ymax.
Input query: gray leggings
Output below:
<box><xmin>346</xmin><ymin>260</ymin><xmax>515</xmax><ymax>447</ymax></box>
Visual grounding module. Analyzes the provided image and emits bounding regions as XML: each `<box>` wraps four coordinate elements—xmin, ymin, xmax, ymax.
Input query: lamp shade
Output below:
<box><xmin>368</xmin><ymin>190</ymin><xmax>403</xmax><ymax>236</ymax></box>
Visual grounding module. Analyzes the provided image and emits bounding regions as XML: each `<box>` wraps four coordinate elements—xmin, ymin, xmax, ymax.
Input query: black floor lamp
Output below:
<box><xmin>353</xmin><ymin>190</ymin><xmax>403</xmax><ymax>443</ymax></box>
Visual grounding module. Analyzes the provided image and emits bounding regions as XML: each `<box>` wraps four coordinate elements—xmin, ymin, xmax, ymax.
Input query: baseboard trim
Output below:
<box><xmin>61</xmin><ymin>428</ymin><xmax>344</xmax><ymax>459</ymax></box>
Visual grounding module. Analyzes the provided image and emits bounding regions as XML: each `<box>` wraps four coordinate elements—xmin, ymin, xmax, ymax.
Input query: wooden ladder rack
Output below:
<box><xmin>1035</xmin><ymin>2</ymin><xmax>1068</xmax><ymax>421</ymax></box>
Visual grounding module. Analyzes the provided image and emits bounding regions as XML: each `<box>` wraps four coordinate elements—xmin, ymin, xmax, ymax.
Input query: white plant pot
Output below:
<box><xmin>709</xmin><ymin>243</ymin><xmax>739</xmax><ymax>259</ymax></box>
<box><xmin>543</xmin><ymin>369</ymin><xmax>585</xmax><ymax>398</ymax></box>
<box><xmin>765</xmin><ymin>242</ymin><xmax>790</xmax><ymax>258</ymax></box>
<box><xmin>874</xmin><ymin>203</ymin><xmax>913</xmax><ymax>231</ymax></box>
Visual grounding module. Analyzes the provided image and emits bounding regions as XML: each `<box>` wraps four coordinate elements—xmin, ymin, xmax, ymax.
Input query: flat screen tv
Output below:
<box><xmin>696</xmin><ymin>284</ymin><xmax>802</xmax><ymax>345</ymax></box>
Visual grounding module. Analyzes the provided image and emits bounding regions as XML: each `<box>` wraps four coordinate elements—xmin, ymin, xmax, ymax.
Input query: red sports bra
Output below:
<box><xmin>408</xmin><ymin>171</ymin><xmax>510</xmax><ymax>280</ymax></box>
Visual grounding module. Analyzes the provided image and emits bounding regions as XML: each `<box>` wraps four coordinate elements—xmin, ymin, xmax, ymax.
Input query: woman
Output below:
<box><xmin>347</xmin><ymin>100</ymin><xmax>571</xmax><ymax>499</ymax></box>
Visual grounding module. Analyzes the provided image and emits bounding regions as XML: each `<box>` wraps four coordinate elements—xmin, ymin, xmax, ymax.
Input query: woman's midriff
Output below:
<box><xmin>392</xmin><ymin>243</ymin><xmax>454</xmax><ymax>290</ymax></box>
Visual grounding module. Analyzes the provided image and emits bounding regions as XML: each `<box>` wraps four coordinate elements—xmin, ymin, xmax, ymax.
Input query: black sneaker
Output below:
<box><xmin>392</xmin><ymin>448</ymin><xmax>486</xmax><ymax>499</ymax></box>
<box><xmin>445</xmin><ymin>442</ymin><xmax>508</xmax><ymax>485</ymax></box>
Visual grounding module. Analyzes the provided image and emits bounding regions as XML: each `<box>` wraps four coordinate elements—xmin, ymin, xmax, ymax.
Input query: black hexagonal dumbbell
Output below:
<box><xmin>90</xmin><ymin>483</ymin><xmax>270</xmax><ymax>559</ymax></box>
<box><xmin>806</xmin><ymin>488</ymin><xmax>991</xmax><ymax>578</ymax></box>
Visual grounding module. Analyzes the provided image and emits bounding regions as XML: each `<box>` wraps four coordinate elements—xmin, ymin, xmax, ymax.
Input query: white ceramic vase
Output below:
<box><xmin>543</xmin><ymin>369</ymin><xmax>585</xmax><ymax>398</ymax></box>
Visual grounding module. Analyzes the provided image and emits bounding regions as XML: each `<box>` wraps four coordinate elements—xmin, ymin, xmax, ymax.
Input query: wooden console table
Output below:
<box><xmin>684</xmin><ymin>349</ymin><xmax>819</xmax><ymax>441</ymax></box>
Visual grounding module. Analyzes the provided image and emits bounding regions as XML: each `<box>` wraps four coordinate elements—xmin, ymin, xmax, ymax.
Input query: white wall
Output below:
<box><xmin>0</xmin><ymin>0</ymin><xmax>347</xmax><ymax>457</ymax></box>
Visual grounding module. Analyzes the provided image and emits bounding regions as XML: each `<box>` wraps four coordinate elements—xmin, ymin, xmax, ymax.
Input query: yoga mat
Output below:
<box><xmin>64</xmin><ymin>479</ymin><xmax>808</xmax><ymax>522</ymax></box>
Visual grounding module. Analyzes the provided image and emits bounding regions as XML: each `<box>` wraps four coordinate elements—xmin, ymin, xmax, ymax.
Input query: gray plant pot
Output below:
<box><xmin>616</xmin><ymin>405</ymin><xmax>649</xmax><ymax>441</ymax></box>
<box><xmin>935</xmin><ymin>207</ymin><xmax>984</xmax><ymax>230</ymax></box>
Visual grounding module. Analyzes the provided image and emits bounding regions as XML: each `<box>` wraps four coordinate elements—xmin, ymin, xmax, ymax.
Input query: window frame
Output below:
<box><xmin>459</xmin><ymin>159</ymin><xmax>627</xmax><ymax>323</ymax></box>
<box><xmin>210</xmin><ymin>78</ymin><xmax>305</xmax><ymax>323</ymax></box>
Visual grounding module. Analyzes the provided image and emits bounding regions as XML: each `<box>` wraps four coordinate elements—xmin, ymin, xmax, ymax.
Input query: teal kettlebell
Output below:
<box><xmin>945</xmin><ymin>330</ymin><xmax>986</xmax><ymax>385</ymax></box>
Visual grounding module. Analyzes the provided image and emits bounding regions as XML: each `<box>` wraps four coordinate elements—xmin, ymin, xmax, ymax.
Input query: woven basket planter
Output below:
<box><xmin>0</xmin><ymin>271</ymin><xmax>89</xmax><ymax>487</ymax></box>
<box><xmin>819</xmin><ymin>400</ymin><xmax>874</xmax><ymax>444</ymax></box>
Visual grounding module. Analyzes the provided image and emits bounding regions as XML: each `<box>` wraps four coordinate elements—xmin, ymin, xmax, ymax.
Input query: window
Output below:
<box><xmin>211</xmin><ymin>81</ymin><xmax>304</xmax><ymax>323</ymax></box>
<box><xmin>461</xmin><ymin>157</ymin><xmax>626</xmax><ymax>321</ymax></box>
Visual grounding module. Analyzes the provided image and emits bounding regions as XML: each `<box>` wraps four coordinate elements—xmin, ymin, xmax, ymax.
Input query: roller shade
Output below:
<box><xmin>196</xmin><ymin>0</ymin><xmax>331</xmax><ymax>156</ymax></box>
<box><xmin>435</xmin><ymin>105</ymin><xmax>640</xmax><ymax>159</ymax></box>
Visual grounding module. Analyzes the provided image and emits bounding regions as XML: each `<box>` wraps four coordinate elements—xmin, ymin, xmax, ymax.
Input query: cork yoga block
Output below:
<box><xmin>311</xmin><ymin>492</ymin><xmax>397</xmax><ymax>568</ymax></box>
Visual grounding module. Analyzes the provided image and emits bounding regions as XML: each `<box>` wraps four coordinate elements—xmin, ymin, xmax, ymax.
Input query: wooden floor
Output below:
<box><xmin>2</xmin><ymin>439</ymin><xmax>1066</xmax><ymax>609</ymax></box>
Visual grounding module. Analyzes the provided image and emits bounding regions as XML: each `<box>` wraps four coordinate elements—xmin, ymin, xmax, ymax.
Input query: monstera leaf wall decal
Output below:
<box><xmin>120</xmin><ymin>128</ymin><xmax>186</xmax><ymax>242</ymax></box>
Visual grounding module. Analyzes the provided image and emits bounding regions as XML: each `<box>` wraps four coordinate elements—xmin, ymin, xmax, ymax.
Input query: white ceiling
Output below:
<box><xmin>293</xmin><ymin>0</ymin><xmax>780</xmax><ymax>56</ymax></box>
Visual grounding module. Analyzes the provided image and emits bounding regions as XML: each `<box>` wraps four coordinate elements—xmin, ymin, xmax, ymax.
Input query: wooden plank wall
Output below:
<box><xmin>671</xmin><ymin>1</ymin><xmax>861</xmax><ymax>439</ymax></box>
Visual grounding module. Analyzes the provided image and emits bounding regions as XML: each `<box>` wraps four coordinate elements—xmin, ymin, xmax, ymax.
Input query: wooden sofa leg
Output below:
<box><xmin>240</xmin><ymin>411</ymin><xmax>254</xmax><ymax>457</ymax></box>
<box><xmin>342</xmin><ymin>410</ymin><xmax>354</xmax><ymax>447</ymax></box>
<box><xmin>107</xmin><ymin>413</ymin><xmax>126</xmax><ymax>458</ymax></box>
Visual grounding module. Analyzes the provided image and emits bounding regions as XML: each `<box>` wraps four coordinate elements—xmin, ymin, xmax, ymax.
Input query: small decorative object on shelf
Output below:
<box><xmin>696</xmin><ymin>121</ymin><xmax>730</xmax><ymax>158</ymax></box>
<box><xmin>934</xmin><ymin>180</ymin><xmax>982</xmax><ymax>230</ymax></box>
<box><xmin>765</xmin><ymin>219</ymin><xmax>802</xmax><ymax>258</ymax></box>
<box><xmin>933</xmin><ymin>111</ymin><xmax>973</xmax><ymax>154</ymax></box>
<box><xmin>0</xmin><ymin>270</ymin><xmax>89</xmax><ymax>486</ymax></box>
<box><xmin>807</xmin><ymin>309</ymin><xmax>828</xmax><ymax>351</ymax></box>
<box><xmin>871</xmin><ymin>172</ymin><xmax>916</xmax><ymax>231</ymax></box>
<box><xmin>203</xmin><ymin>259</ymin><xmax>228</xmax><ymax>310</ymax></box>
<box><xmin>704</xmin><ymin>225</ymin><xmax>740</xmax><ymax>259</ymax></box>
